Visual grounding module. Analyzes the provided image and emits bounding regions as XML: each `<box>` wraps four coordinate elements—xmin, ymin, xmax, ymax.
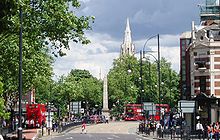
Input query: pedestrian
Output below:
<box><xmin>156</xmin><ymin>122</ymin><xmax>162</xmax><ymax>138</ymax></box>
<box><xmin>81</xmin><ymin>121</ymin><xmax>87</xmax><ymax>134</ymax></box>
<box><xmin>196</xmin><ymin>121</ymin><xmax>204</xmax><ymax>139</ymax></box>
<box><xmin>214</xmin><ymin>122</ymin><xmax>219</xmax><ymax>140</ymax></box>
<box><xmin>30</xmin><ymin>119</ymin><xmax>34</xmax><ymax>128</ymax></box>
<box><xmin>207</xmin><ymin>123</ymin><xmax>214</xmax><ymax>140</ymax></box>
<box><xmin>106</xmin><ymin>116</ymin><xmax>109</xmax><ymax>123</ymax></box>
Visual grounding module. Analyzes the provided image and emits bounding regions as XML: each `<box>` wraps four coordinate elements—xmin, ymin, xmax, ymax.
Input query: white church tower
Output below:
<box><xmin>120</xmin><ymin>18</ymin><xmax>135</xmax><ymax>56</ymax></box>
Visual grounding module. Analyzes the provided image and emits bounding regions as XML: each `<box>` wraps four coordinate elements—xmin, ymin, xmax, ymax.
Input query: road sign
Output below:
<box><xmin>70</xmin><ymin>101</ymin><xmax>81</xmax><ymax>114</ymax></box>
<box><xmin>178</xmin><ymin>100</ymin><xmax>195</xmax><ymax>113</ymax></box>
<box><xmin>143</xmin><ymin>102</ymin><xmax>156</xmax><ymax>115</ymax></box>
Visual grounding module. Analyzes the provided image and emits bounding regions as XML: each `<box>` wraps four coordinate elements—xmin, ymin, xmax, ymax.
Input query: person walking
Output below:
<box><xmin>156</xmin><ymin>122</ymin><xmax>162</xmax><ymax>138</ymax></box>
<box><xmin>207</xmin><ymin>123</ymin><xmax>214</xmax><ymax>140</ymax></box>
<box><xmin>214</xmin><ymin>122</ymin><xmax>219</xmax><ymax>140</ymax></box>
<box><xmin>81</xmin><ymin>120</ymin><xmax>87</xmax><ymax>134</ymax></box>
<box><xmin>196</xmin><ymin>121</ymin><xmax>204</xmax><ymax>139</ymax></box>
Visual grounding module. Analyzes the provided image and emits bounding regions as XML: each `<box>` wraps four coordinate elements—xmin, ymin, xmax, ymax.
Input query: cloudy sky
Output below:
<box><xmin>53</xmin><ymin>0</ymin><xmax>204</xmax><ymax>79</ymax></box>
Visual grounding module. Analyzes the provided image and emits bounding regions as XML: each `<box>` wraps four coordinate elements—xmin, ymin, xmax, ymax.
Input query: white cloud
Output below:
<box><xmin>53</xmin><ymin>33</ymin><xmax>180</xmax><ymax>80</ymax></box>
<box><xmin>53</xmin><ymin>32</ymin><xmax>120</xmax><ymax>79</ymax></box>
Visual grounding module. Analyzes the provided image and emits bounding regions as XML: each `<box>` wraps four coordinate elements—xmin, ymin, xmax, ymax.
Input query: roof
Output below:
<box><xmin>180</xmin><ymin>31</ymin><xmax>191</xmax><ymax>39</ymax></box>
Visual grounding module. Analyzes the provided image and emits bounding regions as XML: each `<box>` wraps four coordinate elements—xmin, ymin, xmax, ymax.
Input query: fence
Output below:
<box><xmin>61</xmin><ymin>121</ymin><xmax>81</xmax><ymax>132</ymax></box>
<box><xmin>138</xmin><ymin>123</ymin><xmax>209</xmax><ymax>140</ymax></box>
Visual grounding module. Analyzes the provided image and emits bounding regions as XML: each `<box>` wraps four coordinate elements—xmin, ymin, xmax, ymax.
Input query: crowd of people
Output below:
<box><xmin>206</xmin><ymin>121</ymin><xmax>220</xmax><ymax>140</ymax></box>
<box><xmin>138</xmin><ymin>119</ymin><xmax>220</xmax><ymax>140</ymax></box>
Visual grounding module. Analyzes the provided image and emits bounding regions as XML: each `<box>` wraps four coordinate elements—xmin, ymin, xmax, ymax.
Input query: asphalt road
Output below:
<box><xmin>46</xmin><ymin>133</ymin><xmax>145</xmax><ymax>140</ymax></box>
<box><xmin>43</xmin><ymin>121</ymin><xmax>148</xmax><ymax>140</ymax></box>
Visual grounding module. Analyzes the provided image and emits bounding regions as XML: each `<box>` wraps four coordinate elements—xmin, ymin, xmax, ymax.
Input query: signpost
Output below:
<box><xmin>143</xmin><ymin>102</ymin><xmax>156</xmax><ymax>116</ymax></box>
<box><xmin>178</xmin><ymin>100</ymin><xmax>195</xmax><ymax>113</ymax></box>
<box><xmin>70</xmin><ymin>101</ymin><xmax>81</xmax><ymax>114</ymax></box>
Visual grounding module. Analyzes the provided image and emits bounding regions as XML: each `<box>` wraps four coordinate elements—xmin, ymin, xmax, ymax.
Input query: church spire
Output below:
<box><xmin>120</xmin><ymin>18</ymin><xmax>135</xmax><ymax>56</ymax></box>
<box><xmin>124</xmin><ymin>18</ymin><xmax>132</xmax><ymax>43</ymax></box>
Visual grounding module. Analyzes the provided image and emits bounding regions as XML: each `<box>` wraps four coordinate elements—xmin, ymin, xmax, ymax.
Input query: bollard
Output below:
<box><xmin>42</xmin><ymin>126</ymin><xmax>44</xmax><ymax>136</ymax></box>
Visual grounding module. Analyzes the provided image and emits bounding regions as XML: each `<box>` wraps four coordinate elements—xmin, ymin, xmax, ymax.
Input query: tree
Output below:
<box><xmin>0</xmin><ymin>0</ymin><xmax>94</xmax><ymax>118</ymax></box>
<box><xmin>108</xmin><ymin>54</ymin><xmax>180</xmax><ymax>116</ymax></box>
<box><xmin>1</xmin><ymin>0</ymin><xmax>94</xmax><ymax>56</ymax></box>
<box><xmin>0</xmin><ymin>0</ymin><xmax>17</xmax><ymax>33</ymax></box>
<box><xmin>47</xmin><ymin>69</ymin><xmax>102</xmax><ymax>117</ymax></box>
<box><xmin>108</xmin><ymin>55</ymin><xmax>140</xmax><ymax>115</ymax></box>
<box><xmin>0</xmin><ymin>78</ymin><xmax>10</xmax><ymax>120</ymax></box>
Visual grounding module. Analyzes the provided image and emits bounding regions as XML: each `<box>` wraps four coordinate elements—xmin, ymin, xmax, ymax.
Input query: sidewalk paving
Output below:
<box><xmin>38</xmin><ymin>125</ymin><xmax>82</xmax><ymax>140</ymax></box>
<box><xmin>5</xmin><ymin>129</ymin><xmax>38</xmax><ymax>140</ymax></box>
<box><xmin>23</xmin><ymin>129</ymin><xmax>38</xmax><ymax>140</ymax></box>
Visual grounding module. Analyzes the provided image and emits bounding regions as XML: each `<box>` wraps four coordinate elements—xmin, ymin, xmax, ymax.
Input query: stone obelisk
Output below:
<box><xmin>102</xmin><ymin>75</ymin><xmax>110</xmax><ymax>117</ymax></box>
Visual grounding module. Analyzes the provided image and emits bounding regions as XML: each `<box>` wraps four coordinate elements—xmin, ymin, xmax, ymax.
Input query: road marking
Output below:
<box><xmin>112</xmin><ymin>134</ymin><xmax>120</xmax><ymax>138</ymax></box>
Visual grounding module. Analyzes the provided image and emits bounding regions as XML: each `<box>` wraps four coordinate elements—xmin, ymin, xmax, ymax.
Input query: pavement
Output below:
<box><xmin>23</xmin><ymin>129</ymin><xmax>39</xmax><ymax>140</ymax></box>
<box><xmin>4</xmin><ymin>129</ymin><xmax>39</xmax><ymax>140</ymax></box>
<box><xmin>38</xmin><ymin>124</ymin><xmax>82</xmax><ymax>140</ymax></box>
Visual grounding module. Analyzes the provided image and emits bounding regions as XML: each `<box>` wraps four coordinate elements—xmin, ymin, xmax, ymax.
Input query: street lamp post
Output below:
<box><xmin>169</xmin><ymin>69</ymin><xmax>172</xmax><ymax>107</ymax></box>
<box><xmin>18</xmin><ymin>6</ymin><xmax>23</xmax><ymax>140</ymax></box>
<box><xmin>142</xmin><ymin>34</ymin><xmax>161</xmax><ymax>119</ymax></box>
<box><xmin>140</xmin><ymin>50</ymin><xmax>143</xmax><ymax>105</ymax></box>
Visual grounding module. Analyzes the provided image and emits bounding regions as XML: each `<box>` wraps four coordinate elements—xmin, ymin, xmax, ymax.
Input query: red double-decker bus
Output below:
<box><xmin>26</xmin><ymin>104</ymin><xmax>46</xmax><ymax>128</ymax></box>
<box><xmin>124</xmin><ymin>104</ymin><xmax>145</xmax><ymax>121</ymax></box>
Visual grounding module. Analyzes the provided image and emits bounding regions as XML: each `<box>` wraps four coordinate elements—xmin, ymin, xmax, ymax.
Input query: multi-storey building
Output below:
<box><xmin>180</xmin><ymin>32</ymin><xmax>191</xmax><ymax>100</ymax></box>
<box><xmin>180</xmin><ymin>0</ymin><xmax>220</xmax><ymax>126</ymax></box>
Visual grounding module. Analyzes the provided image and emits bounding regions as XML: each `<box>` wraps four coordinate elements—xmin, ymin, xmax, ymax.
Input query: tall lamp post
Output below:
<box><xmin>18</xmin><ymin>5</ymin><xmax>23</xmax><ymax>140</ymax></box>
<box><xmin>139</xmin><ymin>50</ymin><xmax>144</xmax><ymax>105</ymax></box>
<box><xmin>142</xmin><ymin>34</ymin><xmax>161</xmax><ymax>119</ymax></box>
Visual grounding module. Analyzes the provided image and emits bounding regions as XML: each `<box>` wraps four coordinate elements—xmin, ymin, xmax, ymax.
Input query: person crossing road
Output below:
<box><xmin>81</xmin><ymin>120</ymin><xmax>87</xmax><ymax>134</ymax></box>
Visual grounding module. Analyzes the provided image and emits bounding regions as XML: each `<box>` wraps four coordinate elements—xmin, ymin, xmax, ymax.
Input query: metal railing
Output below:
<box><xmin>61</xmin><ymin>121</ymin><xmax>81</xmax><ymax>132</ymax></box>
<box><xmin>138</xmin><ymin>123</ymin><xmax>209</xmax><ymax>140</ymax></box>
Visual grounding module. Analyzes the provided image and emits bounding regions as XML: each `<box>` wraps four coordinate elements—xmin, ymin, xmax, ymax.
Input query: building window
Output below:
<box><xmin>207</xmin><ymin>51</ymin><xmax>210</xmax><ymax>55</ymax></box>
<box><xmin>200</xmin><ymin>36</ymin><xmax>204</xmax><ymax>40</ymax></box>
<box><xmin>182</xmin><ymin>76</ymin><xmax>186</xmax><ymax>81</ymax></box>
<box><xmin>194</xmin><ymin>52</ymin><xmax>197</xmax><ymax>56</ymax></box>
<box><xmin>186</xmin><ymin>39</ymin><xmax>191</xmax><ymax>45</ymax></box>
<box><xmin>200</xmin><ymin>76</ymin><xmax>206</xmax><ymax>93</ymax></box>
<box><xmin>181</xmin><ymin>40</ymin><xmax>186</xmax><ymax>46</ymax></box>
<box><xmin>182</xmin><ymin>50</ymin><xmax>185</xmax><ymax>56</ymax></box>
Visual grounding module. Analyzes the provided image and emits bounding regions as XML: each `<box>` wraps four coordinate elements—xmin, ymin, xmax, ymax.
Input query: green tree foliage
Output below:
<box><xmin>159</xmin><ymin>58</ymin><xmax>180</xmax><ymax>107</ymax></box>
<box><xmin>0</xmin><ymin>34</ymin><xmax>53</xmax><ymax>112</ymax></box>
<box><xmin>0</xmin><ymin>78</ymin><xmax>10</xmax><ymax>119</ymax></box>
<box><xmin>0</xmin><ymin>0</ymin><xmax>17</xmax><ymax>33</ymax></box>
<box><xmin>1</xmin><ymin>0</ymin><xmax>94</xmax><ymax>56</ymax></box>
<box><xmin>47</xmin><ymin>69</ymin><xmax>102</xmax><ymax>117</ymax></box>
<box><xmin>108</xmin><ymin>55</ymin><xmax>139</xmax><ymax>106</ymax></box>
<box><xmin>108</xmin><ymin>55</ymin><xmax>180</xmax><ymax>116</ymax></box>
<box><xmin>0</xmin><ymin>0</ymin><xmax>94</xmax><ymax>115</ymax></box>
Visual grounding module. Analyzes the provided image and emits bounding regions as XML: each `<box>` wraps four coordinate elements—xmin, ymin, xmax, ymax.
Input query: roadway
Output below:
<box><xmin>42</xmin><ymin>121</ymin><xmax>148</xmax><ymax>140</ymax></box>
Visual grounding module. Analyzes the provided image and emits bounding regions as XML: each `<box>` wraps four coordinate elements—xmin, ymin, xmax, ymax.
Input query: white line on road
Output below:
<box><xmin>112</xmin><ymin>134</ymin><xmax>120</xmax><ymax>138</ymax></box>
